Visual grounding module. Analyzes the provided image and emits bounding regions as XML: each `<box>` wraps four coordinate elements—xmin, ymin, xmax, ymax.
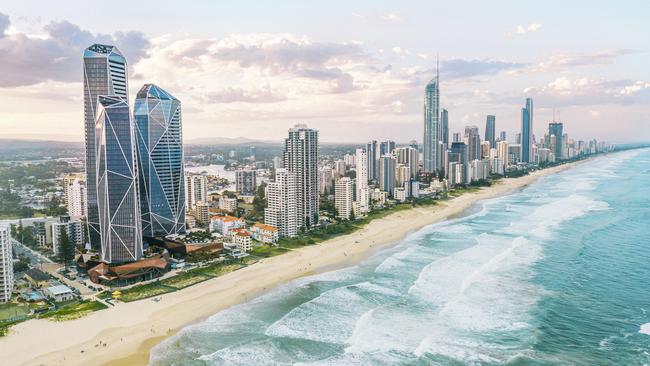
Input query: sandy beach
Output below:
<box><xmin>0</xmin><ymin>162</ymin><xmax>581</xmax><ymax>366</ymax></box>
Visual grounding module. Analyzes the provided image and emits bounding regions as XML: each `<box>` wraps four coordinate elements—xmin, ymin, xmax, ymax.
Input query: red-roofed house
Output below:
<box><xmin>250</xmin><ymin>223</ymin><xmax>279</xmax><ymax>244</ymax></box>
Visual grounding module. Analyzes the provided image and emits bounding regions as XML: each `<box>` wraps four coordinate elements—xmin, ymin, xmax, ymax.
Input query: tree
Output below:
<box><xmin>57</xmin><ymin>227</ymin><xmax>74</xmax><ymax>270</ymax></box>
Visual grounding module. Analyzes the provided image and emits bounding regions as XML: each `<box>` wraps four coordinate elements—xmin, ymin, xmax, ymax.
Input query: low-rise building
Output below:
<box><xmin>209</xmin><ymin>215</ymin><xmax>246</xmax><ymax>237</ymax></box>
<box><xmin>44</xmin><ymin>284</ymin><xmax>76</xmax><ymax>302</ymax></box>
<box><xmin>232</xmin><ymin>229</ymin><xmax>253</xmax><ymax>252</ymax></box>
<box><xmin>393</xmin><ymin>187</ymin><xmax>407</xmax><ymax>202</ymax></box>
<box><xmin>24</xmin><ymin>268</ymin><xmax>50</xmax><ymax>288</ymax></box>
<box><xmin>250</xmin><ymin>223</ymin><xmax>279</xmax><ymax>244</ymax></box>
<box><xmin>371</xmin><ymin>188</ymin><xmax>387</xmax><ymax>206</ymax></box>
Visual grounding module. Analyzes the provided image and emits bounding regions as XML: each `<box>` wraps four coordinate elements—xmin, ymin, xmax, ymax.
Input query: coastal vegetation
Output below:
<box><xmin>39</xmin><ymin>300</ymin><xmax>107</xmax><ymax>321</ymax></box>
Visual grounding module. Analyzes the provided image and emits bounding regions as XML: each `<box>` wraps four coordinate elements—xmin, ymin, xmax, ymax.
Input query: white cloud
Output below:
<box><xmin>515</xmin><ymin>22</ymin><xmax>542</xmax><ymax>35</ymax></box>
<box><xmin>530</xmin><ymin>49</ymin><xmax>637</xmax><ymax>72</ymax></box>
<box><xmin>381</xmin><ymin>12</ymin><xmax>405</xmax><ymax>22</ymax></box>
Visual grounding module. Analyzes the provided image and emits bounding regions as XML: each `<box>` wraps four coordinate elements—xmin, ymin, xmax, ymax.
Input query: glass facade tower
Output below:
<box><xmin>423</xmin><ymin>72</ymin><xmax>441</xmax><ymax>173</ymax></box>
<box><xmin>521</xmin><ymin>98</ymin><xmax>534</xmax><ymax>163</ymax></box>
<box><xmin>95</xmin><ymin>95</ymin><xmax>143</xmax><ymax>263</ymax></box>
<box><xmin>83</xmin><ymin>44</ymin><xmax>128</xmax><ymax>250</ymax></box>
<box><xmin>485</xmin><ymin>115</ymin><xmax>496</xmax><ymax>148</ymax></box>
<box><xmin>549</xmin><ymin>122</ymin><xmax>564</xmax><ymax>160</ymax></box>
<box><xmin>134</xmin><ymin>84</ymin><xmax>186</xmax><ymax>237</ymax></box>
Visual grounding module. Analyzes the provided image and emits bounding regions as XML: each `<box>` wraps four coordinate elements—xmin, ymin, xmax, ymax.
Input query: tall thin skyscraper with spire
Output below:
<box><xmin>423</xmin><ymin>58</ymin><xmax>441</xmax><ymax>173</ymax></box>
<box><xmin>83</xmin><ymin>44</ymin><xmax>128</xmax><ymax>250</ymax></box>
<box><xmin>521</xmin><ymin>98</ymin><xmax>534</xmax><ymax>163</ymax></box>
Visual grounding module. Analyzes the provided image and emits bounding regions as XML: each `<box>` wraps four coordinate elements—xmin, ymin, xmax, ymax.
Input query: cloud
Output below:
<box><xmin>381</xmin><ymin>12</ymin><xmax>405</xmax><ymax>22</ymax></box>
<box><xmin>522</xmin><ymin>77</ymin><xmax>650</xmax><ymax>106</ymax></box>
<box><xmin>531</xmin><ymin>49</ymin><xmax>638</xmax><ymax>72</ymax></box>
<box><xmin>204</xmin><ymin>86</ymin><xmax>287</xmax><ymax>103</ymax></box>
<box><xmin>0</xmin><ymin>13</ymin><xmax>149</xmax><ymax>87</ymax></box>
<box><xmin>515</xmin><ymin>23</ymin><xmax>542</xmax><ymax>35</ymax></box>
<box><xmin>440</xmin><ymin>59</ymin><xmax>527</xmax><ymax>79</ymax></box>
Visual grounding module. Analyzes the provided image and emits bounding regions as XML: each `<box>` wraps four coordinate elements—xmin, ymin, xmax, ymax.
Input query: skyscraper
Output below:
<box><xmin>366</xmin><ymin>141</ymin><xmax>378</xmax><ymax>182</ymax></box>
<box><xmin>236</xmin><ymin>170</ymin><xmax>257</xmax><ymax>196</ymax></box>
<box><xmin>134</xmin><ymin>84</ymin><xmax>186</xmax><ymax>237</ymax></box>
<box><xmin>499</xmin><ymin>131</ymin><xmax>507</xmax><ymax>142</ymax></box>
<box><xmin>521</xmin><ymin>98</ymin><xmax>534</xmax><ymax>163</ymax></box>
<box><xmin>441</xmin><ymin>108</ymin><xmax>449</xmax><ymax>153</ymax></box>
<box><xmin>464</xmin><ymin>125</ymin><xmax>481</xmax><ymax>161</ymax></box>
<box><xmin>548</xmin><ymin>122</ymin><xmax>564</xmax><ymax>161</ymax></box>
<box><xmin>379</xmin><ymin>155</ymin><xmax>397</xmax><ymax>195</ymax></box>
<box><xmin>184</xmin><ymin>174</ymin><xmax>208</xmax><ymax>211</ymax></box>
<box><xmin>380</xmin><ymin>140</ymin><xmax>396</xmax><ymax>156</ymax></box>
<box><xmin>451</xmin><ymin>142</ymin><xmax>469</xmax><ymax>184</ymax></box>
<box><xmin>396</xmin><ymin>146</ymin><xmax>419</xmax><ymax>178</ymax></box>
<box><xmin>334</xmin><ymin>177</ymin><xmax>353</xmax><ymax>220</ymax></box>
<box><xmin>265</xmin><ymin>169</ymin><xmax>298</xmax><ymax>238</ymax></box>
<box><xmin>0</xmin><ymin>224</ymin><xmax>13</xmax><ymax>303</ymax></box>
<box><xmin>485</xmin><ymin>115</ymin><xmax>496</xmax><ymax>148</ymax></box>
<box><xmin>355</xmin><ymin>148</ymin><xmax>369</xmax><ymax>213</ymax></box>
<box><xmin>423</xmin><ymin>66</ymin><xmax>441</xmax><ymax>173</ymax></box>
<box><xmin>83</xmin><ymin>44</ymin><xmax>128</xmax><ymax>250</ymax></box>
<box><xmin>95</xmin><ymin>95</ymin><xmax>143</xmax><ymax>264</ymax></box>
<box><xmin>284</xmin><ymin>124</ymin><xmax>319</xmax><ymax>229</ymax></box>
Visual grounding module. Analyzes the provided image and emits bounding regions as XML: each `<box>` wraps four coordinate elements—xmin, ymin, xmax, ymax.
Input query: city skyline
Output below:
<box><xmin>0</xmin><ymin>1</ymin><xmax>649</xmax><ymax>144</ymax></box>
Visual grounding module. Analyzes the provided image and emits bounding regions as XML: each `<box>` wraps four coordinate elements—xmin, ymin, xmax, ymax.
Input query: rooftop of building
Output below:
<box><xmin>210</xmin><ymin>215</ymin><xmax>244</xmax><ymax>222</ymax></box>
<box><xmin>252</xmin><ymin>223</ymin><xmax>279</xmax><ymax>232</ymax></box>
<box><xmin>46</xmin><ymin>284</ymin><xmax>74</xmax><ymax>296</ymax></box>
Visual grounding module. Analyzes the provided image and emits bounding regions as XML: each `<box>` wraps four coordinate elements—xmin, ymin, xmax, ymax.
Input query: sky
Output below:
<box><xmin>0</xmin><ymin>0</ymin><xmax>649</xmax><ymax>144</ymax></box>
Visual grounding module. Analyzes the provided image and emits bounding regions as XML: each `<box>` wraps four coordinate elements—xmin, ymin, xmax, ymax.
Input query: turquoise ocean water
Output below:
<box><xmin>151</xmin><ymin>149</ymin><xmax>650</xmax><ymax>365</ymax></box>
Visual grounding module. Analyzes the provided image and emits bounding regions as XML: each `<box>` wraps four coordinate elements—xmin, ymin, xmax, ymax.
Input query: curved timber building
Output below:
<box><xmin>83</xmin><ymin>44</ymin><xmax>129</xmax><ymax>250</ymax></box>
<box><xmin>134</xmin><ymin>84</ymin><xmax>186</xmax><ymax>237</ymax></box>
<box><xmin>95</xmin><ymin>95</ymin><xmax>143</xmax><ymax>263</ymax></box>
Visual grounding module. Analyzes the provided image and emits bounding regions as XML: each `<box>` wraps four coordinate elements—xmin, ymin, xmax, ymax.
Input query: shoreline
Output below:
<box><xmin>0</xmin><ymin>161</ymin><xmax>584</xmax><ymax>366</ymax></box>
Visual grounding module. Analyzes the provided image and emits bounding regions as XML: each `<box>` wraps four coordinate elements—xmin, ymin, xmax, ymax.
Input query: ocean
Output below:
<box><xmin>151</xmin><ymin>149</ymin><xmax>650</xmax><ymax>365</ymax></box>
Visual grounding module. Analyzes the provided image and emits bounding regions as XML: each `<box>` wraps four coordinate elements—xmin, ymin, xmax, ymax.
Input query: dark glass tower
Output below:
<box><xmin>83</xmin><ymin>44</ymin><xmax>128</xmax><ymax>250</ymax></box>
<box><xmin>521</xmin><ymin>98</ymin><xmax>534</xmax><ymax>163</ymax></box>
<box><xmin>548</xmin><ymin>122</ymin><xmax>564</xmax><ymax>160</ymax></box>
<box><xmin>95</xmin><ymin>96</ymin><xmax>143</xmax><ymax>263</ymax></box>
<box><xmin>134</xmin><ymin>84</ymin><xmax>186</xmax><ymax>237</ymax></box>
<box><xmin>485</xmin><ymin>115</ymin><xmax>496</xmax><ymax>148</ymax></box>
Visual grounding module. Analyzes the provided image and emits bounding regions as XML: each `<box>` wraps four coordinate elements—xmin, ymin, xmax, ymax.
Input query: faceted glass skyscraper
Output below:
<box><xmin>95</xmin><ymin>95</ymin><xmax>143</xmax><ymax>263</ymax></box>
<box><xmin>134</xmin><ymin>84</ymin><xmax>186</xmax><ymax>237</ymax></box>
<box><xmin>424</xmin><ymin>72</ymin><xmax>441</xmax><ymax>173</ymax></box>
<box><xmin>83</xmin><ymin>44</ymin><xmax>128</xmax><ymax>249</ymax></box>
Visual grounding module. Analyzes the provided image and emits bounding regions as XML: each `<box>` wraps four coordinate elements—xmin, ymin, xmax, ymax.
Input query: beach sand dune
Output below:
<box><xmin>0</xmin><ymin>163</ymin><xmax>579</xmax><ymax>366</ymax></box>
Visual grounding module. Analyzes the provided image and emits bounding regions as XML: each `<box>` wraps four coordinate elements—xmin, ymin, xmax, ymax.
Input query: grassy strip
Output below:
<box><xmin>191</xmin><ymin>262</ymin><xmax>247</xmax><ymax>277</ymax></box>
<box><xmin>119</xmin><ymin>283</ymin><xmax>177</xmax><ymax>303</ymax></box>
<box><xmin>0</xmin><ymin>303</ymin><xmax>29</xmax><ymax>322</ymax></box>
<box><xmin>249</xmin><ymin>245</ymin><xmax>290</xmax><ymax>257</ymax></box>
<box><xmin>160</xmin><ymin>272</ymin><xmax>212</xmax><ymax>289</ymax></box>
<box><xmin>40</xmin><ymin>300</ymin><xmax>108</xmax><ymax>321</ymax></box>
